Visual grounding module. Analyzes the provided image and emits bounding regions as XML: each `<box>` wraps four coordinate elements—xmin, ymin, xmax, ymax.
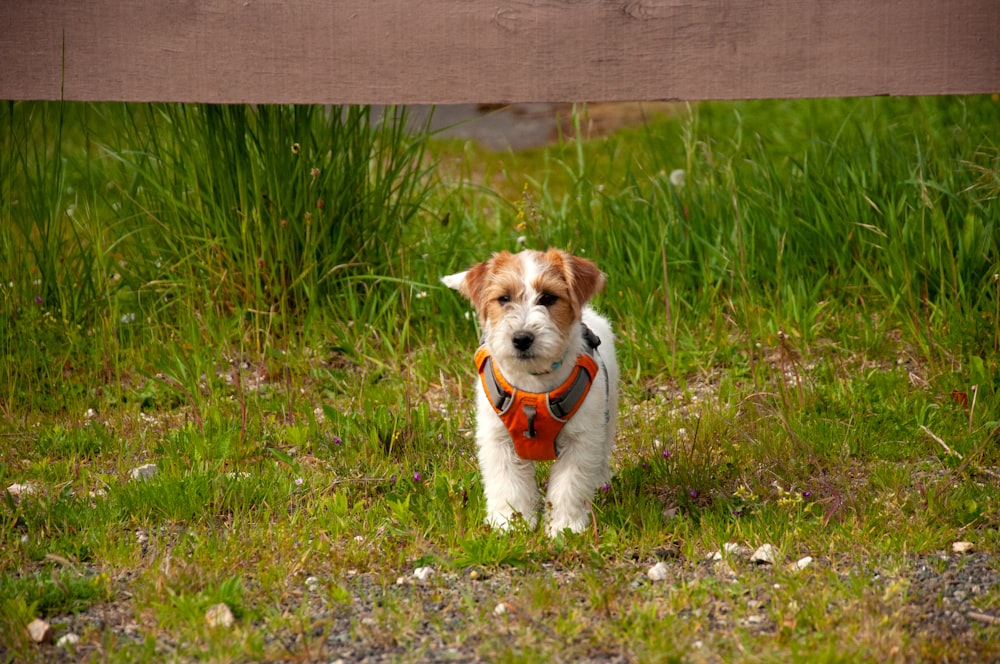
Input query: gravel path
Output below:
<box><xmin>28</xmin><ymin>550</ymin><xmax>999</xmax><ymax>662</ymax></box>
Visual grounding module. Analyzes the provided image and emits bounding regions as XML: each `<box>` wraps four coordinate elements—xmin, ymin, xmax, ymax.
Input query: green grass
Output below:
<box><xmin>1</xmin><ymin>96</ymin><xmax>999</xmax><ymax>662</ymax></box>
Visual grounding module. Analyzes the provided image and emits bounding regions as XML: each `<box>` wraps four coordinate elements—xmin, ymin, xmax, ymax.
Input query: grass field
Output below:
<box><xmin>1</xmin><ymin>96</ymin><xmax>999</xmax><ymax>662</ymax></box>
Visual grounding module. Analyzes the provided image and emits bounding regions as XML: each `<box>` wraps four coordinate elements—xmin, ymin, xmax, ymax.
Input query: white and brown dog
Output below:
<box><xmin>443</xmin><ymin>249</ymin><xmax>618</xmax><ymax>536</ymax></box>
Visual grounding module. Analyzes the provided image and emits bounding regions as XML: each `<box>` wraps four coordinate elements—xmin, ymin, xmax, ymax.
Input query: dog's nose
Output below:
<box><xmin>512</xmin><ymin>331</ymin><xmax>535</xmax><ymax>351</ymax></box>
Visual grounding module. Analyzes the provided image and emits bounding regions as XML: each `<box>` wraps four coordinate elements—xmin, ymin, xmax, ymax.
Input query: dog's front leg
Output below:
<box><xmin>543</xmin><ymin>441</ymin><xmax>607</xmax><ymax>536</ymax></box>
<box><xmin>476</xmin><ymin>429</ymin><xmax>540</xmax><ymax>530</ymax></box>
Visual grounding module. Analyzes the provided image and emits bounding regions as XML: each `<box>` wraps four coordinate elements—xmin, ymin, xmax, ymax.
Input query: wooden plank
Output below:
<box><xmin>1</xmin><ymin>0</ymin><xmax>998</xmax><ymax>104</ymax></box>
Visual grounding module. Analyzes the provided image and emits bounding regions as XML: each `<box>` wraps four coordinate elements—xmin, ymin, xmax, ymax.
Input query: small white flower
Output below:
<box><xmin>669</xmin><ymin>169</ymin><xmax>686</xmax><ymax>188</ymax></box>
<box><xmin>120</xmin><ymin>312</ymin><xmax>136</xmax><ymax>324</ymax></box>
<box><xmin>516</xmin><ymin>235</ymin><xmax>527</xmax><ymax>245</ymax></box>
<box><xmin>415</xmin><ymin>290</ymin><xmax>428</xmax><ymax>299</ymax></box>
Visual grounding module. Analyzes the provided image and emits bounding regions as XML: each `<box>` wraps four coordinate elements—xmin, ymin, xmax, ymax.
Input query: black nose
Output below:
<box><xmin>512</xmin><ymin>331</ymin><xmax>535</xmax><ymax>351</ymax></box>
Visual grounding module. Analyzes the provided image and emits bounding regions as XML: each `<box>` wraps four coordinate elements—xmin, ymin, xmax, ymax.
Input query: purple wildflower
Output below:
<box><xmin>413</xmin><ymin>471</ymin><xmax>422</xmax><ymax>482</ymax></box>
<box><xmin>599</xmin><ymin>483</ymin><xmax>611</xmax><ymax>493</ymax></box>
<box><xmin>689</xmin><ymin>489</ymin><xmax>698</xmax><ymax>499</ymax></box>
<box><xmin>332</xmin><ymin>436</ymin><xmax>342</xmax><ymax>446</ymax></box>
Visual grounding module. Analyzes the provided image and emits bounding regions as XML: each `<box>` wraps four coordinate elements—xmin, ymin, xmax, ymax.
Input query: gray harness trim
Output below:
<box><xmin>481</xmin><ymin>354</ymin><xmax>512</xmax><ymax>414</ymax></box>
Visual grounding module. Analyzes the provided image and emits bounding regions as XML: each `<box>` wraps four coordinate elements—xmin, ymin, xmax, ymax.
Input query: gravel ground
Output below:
<box><xmin>24</xmin><ymin>549</ymin><xmax>999</xmax><ymax>662</ymax></box>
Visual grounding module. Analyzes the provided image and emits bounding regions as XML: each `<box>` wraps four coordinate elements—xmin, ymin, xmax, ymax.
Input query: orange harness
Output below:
<box><xmin>476</xmin><ymin>345</ymin><xmax>600</xmax><ymax>462</ymax></box>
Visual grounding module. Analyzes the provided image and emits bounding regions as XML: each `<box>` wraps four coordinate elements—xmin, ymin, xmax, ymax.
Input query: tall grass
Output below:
<box><xmin>466</xmin><ymin>97</ymin><xmax>1000</xmax><ymax>378</ymax></box>
<box><xmin>1</xmin><ymin>102</ymin><xmax>433</xmax><ymax>410</ymax></box>
<box><xmin>2</xmin><ymin>97</ymin><xmax>998</xmax><ymax>412</ymax></box>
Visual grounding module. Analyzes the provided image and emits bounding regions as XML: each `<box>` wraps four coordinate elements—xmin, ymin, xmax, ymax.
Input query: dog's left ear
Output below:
<box><xmin>562</xmin><ymin>252</ymin><xmax>606</xmax><ymax>305</ymax></box>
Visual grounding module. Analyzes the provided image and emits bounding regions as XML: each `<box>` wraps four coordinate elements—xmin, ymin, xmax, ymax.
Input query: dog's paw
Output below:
<box><xmin>486</xmin><ymin>510</ymin><xmax>538</xmax><ymax>532</ymax></box>
<box><xmin>545</xmin><ymin>512</ymin><xmax>590</xmax><ymax>538</ymax></box>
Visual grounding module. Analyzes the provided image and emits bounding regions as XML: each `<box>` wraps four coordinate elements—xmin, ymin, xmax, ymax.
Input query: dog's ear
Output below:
<box><xmin>441</xmin><ymin>261</ymin><xmax>489</xmax><ymax>305</ymax></box>
<box><xmin>559</xmin><ymin>251</ymin><xmax>605</xmax><ymax>305</ymax></box>
<box><xmin>441</xmin><ymin>271</ymin><xmax>468</xmax><ymax>292</ymax></box>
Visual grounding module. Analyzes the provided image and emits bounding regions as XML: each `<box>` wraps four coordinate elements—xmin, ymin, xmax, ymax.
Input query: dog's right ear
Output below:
<box><xmin>442</xmin><ymin>261</ymin><xmax>489</xmax><ymax>306</ymax></box>
<box><xmin>441</xmin><ymin>271</ymin><xmax>468</xmax><ymax>292</ymax></box>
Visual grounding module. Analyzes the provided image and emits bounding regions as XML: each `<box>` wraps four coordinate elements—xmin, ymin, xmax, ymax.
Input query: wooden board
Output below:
<box><xmin>2</xmin><ymin>0</ymin><xmax>998</xmax><ymax>104</ymax></box>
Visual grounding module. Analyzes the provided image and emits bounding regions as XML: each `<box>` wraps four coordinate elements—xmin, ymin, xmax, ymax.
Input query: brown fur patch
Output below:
<box><xmin>532</xmin><ymin>252</ymin><xmax>578</xmax><ymax>332</ymax></box>
<box><xmin>456</xmin><ymin>249</ymin><xmax>604</xmax><ymax>332</ymax></box>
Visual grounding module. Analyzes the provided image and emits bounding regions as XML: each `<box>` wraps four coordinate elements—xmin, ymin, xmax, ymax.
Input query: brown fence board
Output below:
<box><xmin>2</xmin><ymin>0</ymin><xmax>998</xmax><ymax>104</ymax></box>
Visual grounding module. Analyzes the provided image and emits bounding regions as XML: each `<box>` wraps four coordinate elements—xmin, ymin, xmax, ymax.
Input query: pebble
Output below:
<box><xmin>305</xmin><ymin>576</ymin><xmax>321</xmax><ymax>591</ymax></box>
<box><xmin>647</xmin><ymin>562</ymin><xmax>670</xmax><ymax>581</ymax></box>
<box><xmin>952</xmin><ymin>541</ymin><xmax>974</xmax><ymax>554</ymax></box>
<box><xmin>27</xmin><ymin>618</ymin><xmax>54</xmax><ymax>644</ymax></box>
<box><xmin>130</xmin><ymin>464</ymin><xmax>158</xmax><ymax>481</ymax></box>
<box><xmin>791</xmin><ymin>556</ymin><xmax>813</xmax><ymax>572</ymax></box>
<box><xmin>6</xmin><ymin>482</ymin><xmax>39</xmax><ymax>500</ymax></box>
<box><xmin>493</xmin><ymin>602</ymin><xmax>513</xmax><ymax>616</ymax></box>
<box><xmin>750</xmin><ymin>544</ymin><xmax>777</xmax><ymax>565</ymax></box>
<box><xmin>413</xmin><ymin>566</ymin><xmax>435</xmax><ymax>582</ymax></box>
<box><xmin>205</xmin><ymin>603</ymin><xmax>235</xmax><ymax>629</ymax></box>
<box><xmin>56</xmin><ymin>632</ymin><xmax>80</xmax><ymax>648</ymax></box>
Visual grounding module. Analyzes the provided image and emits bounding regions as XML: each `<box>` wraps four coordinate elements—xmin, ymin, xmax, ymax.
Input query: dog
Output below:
<box><xmin>443</xmin><ymin>248</ymin><xmax>618</xmax><ymax>536</ymax></box>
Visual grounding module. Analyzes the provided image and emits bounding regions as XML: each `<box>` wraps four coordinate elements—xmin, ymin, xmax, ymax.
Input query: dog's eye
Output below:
<box><xmin>538</xmin><ymin>293</ymin><xmax>558</xmax><ymax>307</ymax></box>
<box><xmin>497</xmin><ymin>294</ymin><xmax>511</xmax><ymax>305</ymax></box>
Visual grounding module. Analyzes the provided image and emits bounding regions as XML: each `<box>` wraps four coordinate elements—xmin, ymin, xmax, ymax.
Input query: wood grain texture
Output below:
<box><xmin>1</xmin><ymin>0</ymin><xmax>998</xmax><ymax>104</ymax></box>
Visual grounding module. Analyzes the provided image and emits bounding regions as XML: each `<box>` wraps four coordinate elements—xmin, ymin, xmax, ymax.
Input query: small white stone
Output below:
<box><xmin>130</xmin><ymin>464</ymin><xmax>158</xmax><ymax>481</ymax></box>
<box><xmin>205</xmin><ymin>603</ymin><xmax>235</xmax><ymax>629</ymax></box>
<box><xmin>750</xmin><ymin>544</ymin><xmax>777</xmax><ymax>565</ymax></box>
<box><xmin>413</xmin><ymin>566</ymin><xmax>435</xmax><ymax>582</ymax></box>
<box><xmin>707</xmin><ymin>542</ymin><xmax>743</xmax><ymax>561</ymax></box>
<box><xmin>647</xmin><ymin>561</ymin><xmax>669</xmax><ymax>581</ymax></box>
<box><xmin>56</xmin><ymin>632</ymin><xmax>80</xmax><ymax>648</ymax></box>
<box><xmin>305</xmin><ymin>576</ymin><xmax>321</xmax><ymax>591</ymax></box>
<box><xmin>493</xmin><ymin>602</ymin><xmax>511</xmax><ymax>616</ymax></box>
<box><xmin>791</xmin><ymin>556</ymin><xmax>813</xmax><ymax>572</ymax></box>
<box><xmin>6</xmin><ymin>482</ymin><xmax>39</xmax><ymax>499</ymax></box>
<box><xmin>952</xmin><ymin>541</ymin><xmax>975</xmax><ymax>554</ymax></box>
<box><xmin>27</xmin><ymin>618</ymin><xmax>54</xmax><ymax>644</ymax></box>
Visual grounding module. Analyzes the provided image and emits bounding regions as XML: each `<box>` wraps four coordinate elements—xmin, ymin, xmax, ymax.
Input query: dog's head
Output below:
<box><xmin>442</xmin><ymin>249</ymin><xmax>605</xmax><ymax>375</ymax></box>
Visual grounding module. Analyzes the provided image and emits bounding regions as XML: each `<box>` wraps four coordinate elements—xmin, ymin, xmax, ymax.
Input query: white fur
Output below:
<box><xmin>443</xmin><ymin>250</ymin><xmax>619</xmax><ymax>537</ymax></box>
